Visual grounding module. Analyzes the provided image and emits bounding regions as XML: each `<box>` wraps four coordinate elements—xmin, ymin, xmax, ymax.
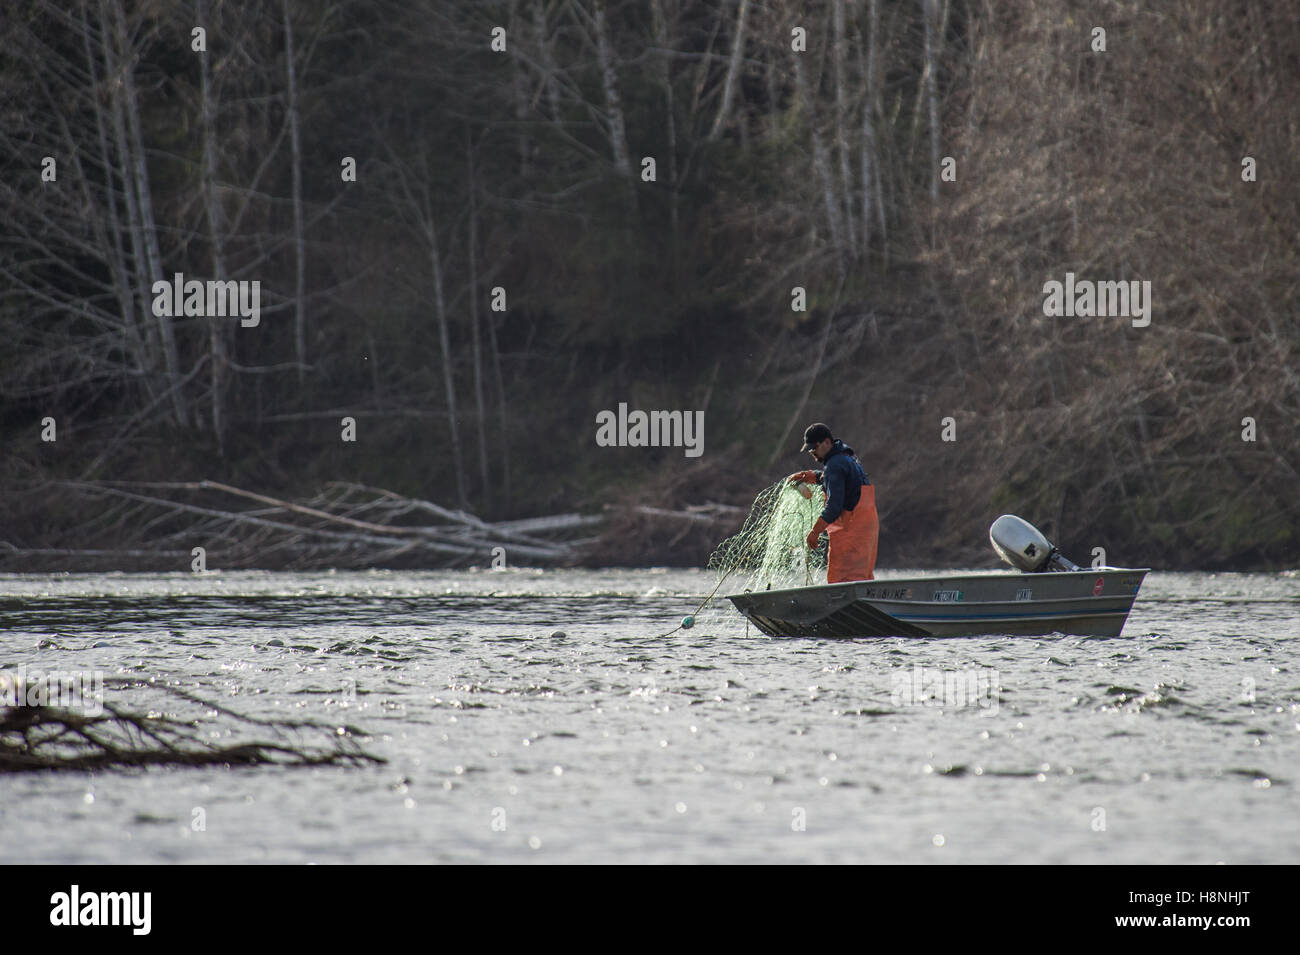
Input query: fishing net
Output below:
<box><xmin>656</xmin><ymin>480</ymin><xmax>828</xmax><ymax>636</ymax></box>
<box><xmin>707</xmin><ymin>480</ymin><xmax>828</xmax><ymax>594</ymax></box>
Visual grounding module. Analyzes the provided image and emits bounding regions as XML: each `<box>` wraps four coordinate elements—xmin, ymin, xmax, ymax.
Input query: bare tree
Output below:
<box><xmin>282</xmin><ymin>0</ymin><xmax>308</xmax><ymax>381</ymax></box>
<box><xmin>708</xmin><ymin>0</ymin><xmax>750</xmax><ymax>140</ymax></box>
<box><xmin>589</xmin><ymin>0</ymin><xmax>632</xmax><ymax>178</ymax></box>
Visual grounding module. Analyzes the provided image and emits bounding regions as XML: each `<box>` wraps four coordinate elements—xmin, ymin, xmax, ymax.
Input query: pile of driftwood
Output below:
<box><xmin>2</xmin><ymin>480</ymin><xmax>602</xmax><ymax>570</ymax></box>
<box><xmin>582</xmin><ymin>500</ymin><xmax>750</xmax><ymax>567</ymax></box>
<box><xmin>0</xmin><ymin>677</ymin><xmax>382</xmax><ymax>772</ymax></box>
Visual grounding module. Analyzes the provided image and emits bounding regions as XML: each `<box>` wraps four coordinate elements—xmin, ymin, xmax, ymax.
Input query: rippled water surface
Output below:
<box><xmin>1</xmin><ymin>568</ymin><xmax>1297</xmax><ymax>863</ymax></box>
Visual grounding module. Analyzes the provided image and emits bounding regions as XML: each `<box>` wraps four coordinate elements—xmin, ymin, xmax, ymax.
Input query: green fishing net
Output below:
<box><xmin>708</xmin><ymin>480</ymin><xmax>828</xmax><ymax>594</ymax></box>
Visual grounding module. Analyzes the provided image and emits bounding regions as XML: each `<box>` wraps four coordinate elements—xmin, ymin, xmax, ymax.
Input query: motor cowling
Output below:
<box><xmin>990</xmin><ymin>514</ymin><xmax>1080</xmax><ymax>572</ymax></box>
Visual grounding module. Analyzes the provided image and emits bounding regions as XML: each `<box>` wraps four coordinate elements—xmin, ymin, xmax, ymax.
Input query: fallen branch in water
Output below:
<box><xmin>0</xmin><ymin>676</ymin><xmax>383</xmax><ymax>772</ymax></box>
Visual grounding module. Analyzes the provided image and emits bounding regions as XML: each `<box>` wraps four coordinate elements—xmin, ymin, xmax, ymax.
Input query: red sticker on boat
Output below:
<box><xmin>1093</xmin><ymin>577</ymin><xmax>1104</xmax><ymax>596</ymax></box>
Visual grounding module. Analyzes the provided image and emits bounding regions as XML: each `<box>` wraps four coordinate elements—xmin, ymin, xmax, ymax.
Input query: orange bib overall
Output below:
<box><xmin>825</xmin><ymin>484</ymin><xmax>878</xmax><ymax>583</ymax></box>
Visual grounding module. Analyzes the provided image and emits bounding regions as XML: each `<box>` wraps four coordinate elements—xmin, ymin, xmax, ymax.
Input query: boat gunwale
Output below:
<box><xmin>726</xmin><ymin>567</ymin><xmax>1151</xmax><ymax>604</ymax></box>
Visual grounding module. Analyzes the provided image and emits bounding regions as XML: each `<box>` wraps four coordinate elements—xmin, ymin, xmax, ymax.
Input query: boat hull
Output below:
<box><xmin>727</xmin><ymin>568</ymin><xmax>1149</xmax><ymax>638</ymax></box>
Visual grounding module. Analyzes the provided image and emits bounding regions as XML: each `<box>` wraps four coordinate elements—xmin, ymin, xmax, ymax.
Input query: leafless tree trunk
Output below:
<box><xmin>832</xmin><ymin>0</ymin><xmax>858</xmax><ymax>256</ymax></box>
<box><xmin>103</xmin><ymin>0</ymin><xmax>187</xmax><ymax>426</ymax></box>
<box><xmin>379</xmin><ymin>116</ymin><xmax>471</xmax><ymax>510</ymax></box>
<box><xmin>532</xmin><ymin>0</ymin><xmax>563</xmax><ymax>121</ymax></box>
<box><xmin>199</xmin><ymin>0</ymin><xmax>228</xmax><ymax>451</ymax></box>
<box><xmin>80</xmin><ymin>0</ymin><xmax>151</xmax><ymax>393</ymax></box>
<box><xmin>508</xmin><ymin>0</ymin><xmax>533</xmax><ymax>177</ymax></box>
<box><xmin>922</xmin><ymin>0</ymin><xmax>941</xmax><ymax>206</ymax></box>
<box><xmin>795</xmin><ymin>51</ymin><xmax>845</xmax><ymax>259</ymax></box>
<box><xmin>651</xmin><ymin>0</ymin><xmax>681</xmax><ymax>261</ymax></box>
<box><xmin>427</xmin><ymin>212</ymin><xmax>469</xmax><ymax>512</ymax></box>
<box><xmin>283</xmin><ymin>0</ymin><xmax>307</xmax><ymax>381</ymax></box>
<box><xmin>395</xmin><ymin>181</ymin><xmax>469</xmax><ymax>515</ymax></box>
<box><xmin>861</xmin><ymin>0</ymin><xmax>887</xmax><ymax>255</ymax></box>
<box><xmin>485</xmin><ymin>296</ymin><xmax>511</xmax><ymax>512</ymax></box>
<box><xmin>467</xmin><ymin>133</ymin><xmax>491</xmax><ymax>507</ymax></box>
<box><xmin>708</xmin><ymin>0</ymin><xmax>750</xmax><ymax>140</ymax></box>
<box><xmin>591</xmin><ymin>0</ymin><xmax>632</xmax><ymax>178</ymax></box>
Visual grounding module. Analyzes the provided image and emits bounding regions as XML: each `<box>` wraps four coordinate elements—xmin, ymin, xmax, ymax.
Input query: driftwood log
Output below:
<box><xmin>0</xmin><ymin>480</ymin><xmax>602</xmax><ymax>570</ymax></box>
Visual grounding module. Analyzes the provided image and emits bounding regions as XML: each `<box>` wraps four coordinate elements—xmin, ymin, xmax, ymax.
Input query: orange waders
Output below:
<box><xmin>825</xmin><ymin>484</ymin><xmax>878</xmax><ymax>583</ymax></box>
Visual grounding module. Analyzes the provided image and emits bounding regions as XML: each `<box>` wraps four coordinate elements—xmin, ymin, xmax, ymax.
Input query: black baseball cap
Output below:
<box><xmin>800</xmin><ymin>422</ymin><xmax>833</xmax><ymax>452</ymax></box>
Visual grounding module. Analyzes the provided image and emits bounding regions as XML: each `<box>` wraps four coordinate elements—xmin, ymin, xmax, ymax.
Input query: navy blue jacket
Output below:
<box><xmin>813</xmin><ymin>440</ymin><xmax>870</xmax><ymax>523</ymax></box>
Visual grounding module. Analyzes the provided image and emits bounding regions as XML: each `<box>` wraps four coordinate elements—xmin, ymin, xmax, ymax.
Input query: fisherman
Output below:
<box><xmin>786</xmin><ymin>422</ymin><xmax>879</xmax><ymax>583</ymax></box>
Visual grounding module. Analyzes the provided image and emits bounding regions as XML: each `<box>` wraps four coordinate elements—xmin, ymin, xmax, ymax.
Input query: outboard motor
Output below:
<box><xmin>989</xmin><ymin>514</ymin><xmax>1081</xmax><ymax>572</ymax></box>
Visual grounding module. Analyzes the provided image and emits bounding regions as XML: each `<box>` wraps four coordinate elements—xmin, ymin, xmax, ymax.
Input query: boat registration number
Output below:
<box><xmin>932</xmin><ymin>589</ymin><xmax>964</xmax><ymax>602</ymax></box>
<box><xmin>860</xmin><ymin>586</ymin><xmax>913</xmax><ymax>600</ymax></box>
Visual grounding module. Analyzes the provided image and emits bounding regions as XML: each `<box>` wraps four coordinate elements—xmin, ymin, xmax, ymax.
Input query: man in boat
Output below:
<box><xmin>786</xmin><ymin>422</ymin><xmax>879</xmax><ymax>583</ymax></box>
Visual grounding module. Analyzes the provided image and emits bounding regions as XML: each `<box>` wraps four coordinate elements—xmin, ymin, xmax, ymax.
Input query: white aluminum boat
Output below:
<box><xmin>727</xmin><ymin>515</ymin><xmax>1148</xmax><ymax>638</ymax></box>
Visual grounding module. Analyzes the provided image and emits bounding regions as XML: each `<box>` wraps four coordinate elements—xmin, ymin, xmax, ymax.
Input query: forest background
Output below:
<box><xmin>2</xmin><ymin>0</ymin><xmax>1296</xmax><ymax>571</ymax></box>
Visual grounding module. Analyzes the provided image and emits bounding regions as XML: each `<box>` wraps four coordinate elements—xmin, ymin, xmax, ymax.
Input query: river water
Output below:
<box><xmin>1</xmin><ymin>568</ymin><xmax>1296</xmax><ymax>864</ymax></box>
